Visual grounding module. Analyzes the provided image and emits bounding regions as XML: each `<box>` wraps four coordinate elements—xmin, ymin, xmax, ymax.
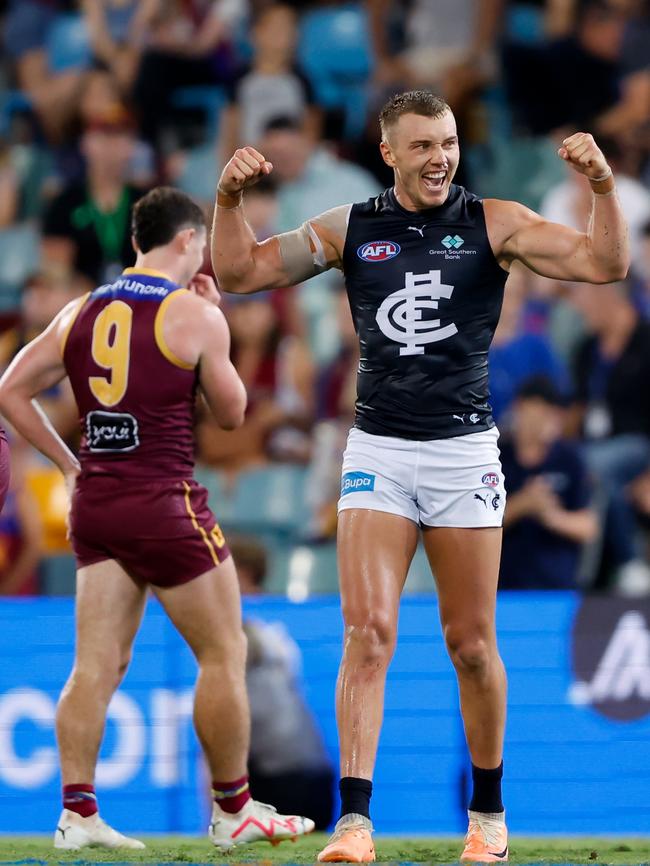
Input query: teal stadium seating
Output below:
<box><xmin>0</xmin><ymin>224</ymin><xmax>39</xmax><ymax>309</ymax></box>
<box><xmin>297</xmin><ymin>4</ymin><xmax>373</xmax><ymax>139</ymax></box>
<box><xmin>46</xmin><ymin>14</ymin><xmax>92</xmax><ymax>73</ymax></box>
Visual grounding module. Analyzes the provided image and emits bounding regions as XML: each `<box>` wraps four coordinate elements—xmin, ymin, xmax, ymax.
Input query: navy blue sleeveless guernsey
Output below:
<box><xmin>342</xmin><ymin>185</ymin><xmax>508</xmax><ymax>440</ymax></box>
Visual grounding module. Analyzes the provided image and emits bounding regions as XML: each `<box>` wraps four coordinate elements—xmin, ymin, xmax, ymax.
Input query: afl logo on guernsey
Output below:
<box><xmin>357</xmin><ymin>241</ymin><xmax>401</xmax><ymax>263</ymax></box>
<box><xmin>482</xmin><ymin>473</ymin><xmax>499</xmax><ymax>487</ymax></box>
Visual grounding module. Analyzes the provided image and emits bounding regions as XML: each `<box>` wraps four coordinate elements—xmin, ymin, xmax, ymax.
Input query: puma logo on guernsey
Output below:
<box><xmin>408</xmin><ymin>225</ymin><xmax>426</xmax><ymax>237</ymax></box>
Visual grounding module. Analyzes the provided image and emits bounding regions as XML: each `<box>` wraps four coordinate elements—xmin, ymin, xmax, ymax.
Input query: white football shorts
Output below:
<box><xmin>338</xmin><ymin>426</ymin><xmax>506</xmax><ymax>528</ymax></box>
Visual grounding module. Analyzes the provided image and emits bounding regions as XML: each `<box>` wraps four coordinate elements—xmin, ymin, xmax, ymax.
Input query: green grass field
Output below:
<box><xmin>0</xmin><ymin>835</ymin><xmax>649</xmax><ymax>865</ymax></box>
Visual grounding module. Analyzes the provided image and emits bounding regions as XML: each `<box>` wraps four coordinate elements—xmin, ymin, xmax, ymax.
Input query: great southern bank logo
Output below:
<box><xmin>357</xmin><ymin>241</ymin><xmax>400</xmax><ymax>263</ymax></box>
<box><xmin>441</xmin><ymin>234</ymin><xmax>464</xmax><ymax>249</ymax></box>
<box><xmin>376</xmin><ymin>270</ymin><xmax>457</xmax><ymax>356</ymax></box>
<box><xmin>341</xmin><ymin>471</ymin><xmax>375</xmax><ymax>496</ymax></box>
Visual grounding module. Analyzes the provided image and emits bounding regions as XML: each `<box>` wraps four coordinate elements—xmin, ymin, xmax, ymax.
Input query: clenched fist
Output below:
<box><xmin>557</xmin><ymin>132</ymin><xmax>610</xmax><ymax>180</ymax></box>
<box><xmin>218</xmin><ymin>146</ymin><xmax>273</xmax><ymax>196</ymax></box>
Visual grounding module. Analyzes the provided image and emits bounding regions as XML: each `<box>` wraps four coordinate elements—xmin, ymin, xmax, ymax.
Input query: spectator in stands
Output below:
<box><xmin>2</xmin><ymin>0</ymin><xmax>88</xmax><ymax>143</ymax></box>
<box><xmin>503</xmin><ymin>0</ymin><xmax>650</xmax><ymax>138</ymax></box>
<box><xmin>74</xmin><ymin>70</ymin><xmax>155</xmax><ymax>189</ymax></box>
<box><xmin>132</xmin><ymin>0</ymin><xmax>235</xmax><ymax>148</ymax></box>
<box><xmin>196</xmin><ymin>289</ymin><xmax>315</xmax><ymax>469</ymax></box>
<box><xmin>218</xmin><ymin>4</ymin><xmax>320</xmax><ymax>165</ymax></box>
<box><xmin>367</xmin><ymin>0</ymin><xmax>502</xmax><ymax>109</ymax></box>
<box><xmin>0</xmin><ymin>439</ymin><xmax>43</xmax><ymax>596</ymax></box>
<box><xmin>499</xmin><ymin>377</ymin><xmax>597</xmax><ymax>590</ymax></box>
<box><xmin>570</xmin><ymin>279</ymin><xmax>650</xmax><ymax>594</ymax></box>
<box><xmin>257</xmin><ymin>118</ymin><xmax>380</xmax><ymax>232</ymax></box>
<box><xmin>0</xmin><ymin>138</ymin><xmax>20</xmax><ymax>229</ymax></box>
<box><xmin>489</xmin><ymin>263</ymin><xmax>568</xmax><ymax>425</ymax></box>
<box><xmin>197</xmin><ymin>180</ymin><xmax>313</xmax><ymax>471</ymax></box>
<box><xmin>0</xmin><ymin>266</ymin><xmax>84</xmax><ymax>438</ymax></box>
<box><xmin>230</xmin><ymin>534</ymin><xmax>335</xmax><ymax>830</ymax></box>
<box><xmin>257</xmin><ymin>117</ymin><xmax>379</xmax><ymax>364</ymax></box>
<box><xmin>41</xmin><ymin>104</ymin><xmax>143</xmax><ymax>286</ymax></box>
<box><xmin>81</xmin><ymin>0</ymin><xmax>158</xmax><ymax>95</ymax></box>
<box><xmin>630</xmin><ymin>218</ymin><xmax>650</xmax><ymax>316</ymax></box>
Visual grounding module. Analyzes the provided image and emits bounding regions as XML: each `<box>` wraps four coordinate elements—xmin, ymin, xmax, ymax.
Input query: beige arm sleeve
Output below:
<box><xmin>277</xmin><ymin>204</ymin><xmax>351</xmax><ymax>283</ymax></box>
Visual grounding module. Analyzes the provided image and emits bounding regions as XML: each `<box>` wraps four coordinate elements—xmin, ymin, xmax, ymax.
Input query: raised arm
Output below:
<box><xmin>211</xmin><ymin>146</ymin><xmax>346</xmax><ymax>294</ymax></box>
<box><xmin>0</xmin><ymin>301</ymin><xmax>81</xmax><ymax>480</ymax></box>
<box><xmin>485</xmin><ymin>132</ymin><xmax>630</xmax><ymax>284</ymax></box>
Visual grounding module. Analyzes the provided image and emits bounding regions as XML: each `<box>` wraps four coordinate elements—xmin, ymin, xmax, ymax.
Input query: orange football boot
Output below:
<box><xmin>317</xmin><ymin>816</ymin><xmax>375</xmax><ymax>863</ymax></box>
<box><xmin>460</xmin><ymin>811</ymin><xmax>508</xmax><ymax>862</ymax></box>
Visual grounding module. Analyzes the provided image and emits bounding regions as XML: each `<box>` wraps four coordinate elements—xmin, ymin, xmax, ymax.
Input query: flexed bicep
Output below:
<box><xmin>485</xmin><ymin>199</ymin><xmax>627</xmax><ymax>284</ymax></box>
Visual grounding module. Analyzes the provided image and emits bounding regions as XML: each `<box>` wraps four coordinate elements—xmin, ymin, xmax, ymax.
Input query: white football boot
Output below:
<box><xmin>54</xmin><ymin>809</ymin><xmax>145</xmax><ymax>850</ymax></box>
<box><xmin>209</xmin><ymin>798</ymin><xmax>315</xmax><ymax>850</ymax></box>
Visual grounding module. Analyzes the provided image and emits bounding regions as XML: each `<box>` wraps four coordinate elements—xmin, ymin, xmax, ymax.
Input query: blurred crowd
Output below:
<box><xmin>0</xmin><ymin>0</ymin><xmax>649</xmax><ymax>595</ymax></box>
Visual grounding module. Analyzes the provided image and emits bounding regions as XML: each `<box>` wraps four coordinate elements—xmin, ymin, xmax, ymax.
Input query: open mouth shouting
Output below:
<box><xmin>421</xmin><ymin>168</ymin><xmax>448</xmax><ymax>193</ymax></box>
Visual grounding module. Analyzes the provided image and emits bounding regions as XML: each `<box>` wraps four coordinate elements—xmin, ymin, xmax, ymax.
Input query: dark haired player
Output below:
<box><xmin>212</xmin><ymin>91</ymin><xmax>629</xmax><ymax>862</ymax></box>
<box><xmin>0</xmin><ymin>187</ymin><xmax>314</xmax><ymax>851</ymax></box>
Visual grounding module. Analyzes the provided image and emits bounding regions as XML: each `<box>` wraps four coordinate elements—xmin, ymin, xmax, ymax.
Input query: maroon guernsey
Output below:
<box><xmin>62</xmin><ymin>267</ymin><xmax>230</xmax><ymax>586</ymax></box>
<box><xmin>63</xmin><ymin>267</ymin><xmax>196</xmax><ymax>480</ymax></box>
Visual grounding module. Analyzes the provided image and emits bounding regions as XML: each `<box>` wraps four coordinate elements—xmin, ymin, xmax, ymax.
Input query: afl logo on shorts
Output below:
<box><xmin>482</xmin><ymin>472</ymin><xmax>499</xmax><ymax>487</ymax></box>
<box><xmin>357</xmin><ymin>241</ymin><xmax>401</xmax><ymax>263</ymax></box>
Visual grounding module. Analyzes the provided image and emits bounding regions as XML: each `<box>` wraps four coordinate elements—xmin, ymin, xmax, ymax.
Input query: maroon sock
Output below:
<box><xmin>212</xmin><ymin>775</ymin><xmax>251</xmax><ymax>814</ymax></box>
<box><xmin>63</xmin><ymin>784</ymin><xmax>98</xmax><ymax>818</ymax></box>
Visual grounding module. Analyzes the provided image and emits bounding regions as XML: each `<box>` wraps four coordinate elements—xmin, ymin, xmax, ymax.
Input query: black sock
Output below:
<box><xmin>339</xmin><ymin>776</ymin><xmax>373</xmax><ymax>820</ymax></box>
<box><xmin>468</xmin><ymin>762</ymin><xmax>504</xmax><ymax>813</ymax></box>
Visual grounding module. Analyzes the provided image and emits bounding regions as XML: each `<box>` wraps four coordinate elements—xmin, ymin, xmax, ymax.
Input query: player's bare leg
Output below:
<box><xmin>422</xmin><ymin>526</ymin><xmax>508</xmax><ymax>861</ymax></box>
<box><xmin>318</xmin><ymin>509</ymin><xmax>418</xmax><ymax>863</ymax></box>
<box><xmin>153</xmin><ymin>555</ymin><xmax>314</xmax><ymax>850</ymax></box>
<box><xmin>55</xmin><ymin>559</ymin><xmax>147</xmax><ymax>850</ymax></box>
<box><xmin>152</xmin><ymin>556</ymin><xmax>249</xmax><ymax>782</ymax></box>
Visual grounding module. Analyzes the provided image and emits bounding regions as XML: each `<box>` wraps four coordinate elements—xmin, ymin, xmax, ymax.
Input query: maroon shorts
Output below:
<box><xmin>0</xmin><ymin>430</ymin><xmax>10</xmax><ymax>513</ymax></box>
<box><xmin>70</xmin><ymin>476</ymin><xmax>230</xmax><ymax>587</ymax></box>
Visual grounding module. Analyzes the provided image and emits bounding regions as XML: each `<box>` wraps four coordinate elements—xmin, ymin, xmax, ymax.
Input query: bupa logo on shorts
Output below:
<box><xmin>341</xmin><ymin>471</ymin><xmax>376</xmax><ymax>496</ymax></box>
<box><xmin>482</xmin><ymin>472</ymin><xmax>499</xmax><ymax>487</ymax></box>
<box><xmin>357</xmin><ymin>241</ymin><xmax>401</xmax><ymax>263</ymax></box>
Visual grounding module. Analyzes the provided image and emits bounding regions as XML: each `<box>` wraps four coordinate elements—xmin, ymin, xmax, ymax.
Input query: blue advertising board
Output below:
<box><xmin>0</xmin><ymin>594</ymin><xmax>649</xmax><ymax>835</ymax></box>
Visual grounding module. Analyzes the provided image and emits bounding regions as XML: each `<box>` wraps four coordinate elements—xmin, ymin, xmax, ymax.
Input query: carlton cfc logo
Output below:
<box><xmin>357</xmin><ymin>241</ymin><xmax>401</xmax><ymax>263</ymax></box>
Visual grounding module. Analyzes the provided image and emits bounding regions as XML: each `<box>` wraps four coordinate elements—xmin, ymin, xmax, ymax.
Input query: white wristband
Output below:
<box><xmin>216</xmin><ymin>185</ymin><xmax>243</xmax><ymax>209</ymax></box>
<box><xmin>590</xmin><ymin>169</ymin><xmax>613</xmax><ymax>183</ymax></box>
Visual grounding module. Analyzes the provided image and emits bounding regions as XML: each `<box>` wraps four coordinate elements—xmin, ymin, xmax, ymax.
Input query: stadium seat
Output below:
<box><xmin>0</xmin><ymin>224</ymin><xmax>39</xmax><ymax>310</ymax></box>
<box><xmin>40</xmin><ymin>553</ymin><xmax>76</xmax><ymax>595</ymax></box>
<box><xmin>264</xmin><ymin>541</ymin><xmax>338</xmax><ymax>597</ymax></box>
<box><xmin>170</xmin><ymin>85</ymin><xmax>227</xmax><ymax>140</ymax></box>
<box><xmin>467</xmin><ymin>133</ymin><xmax>566</xmax><ymax>211</ymax></box>
<box><xmin>404</xmin><ymin>544</ymin><xmax>434</xmax><ymax>593</ymax></box>
<box><xmin>46</xmin><ymin>14</ymin><xmax>92</xmax><ymax>73</ymax></box>
<box><xmin>264</xmin><ymin>540</ymin><xmax>435</xmax><ymax>598</ymax></box>
<box><xmin>227</xmin><ymin>465</ymin><xmax>308</xmax><ymax>539</ymax></box>
<box><xmin>506</xmin><ymin>3</ymin><xmax>546</xmax><ymax>44</ymax></box>
<box><xmin>297</xmin><ymin>4</ymin><xmax>373</xmax><ymax>138</ymax></box>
